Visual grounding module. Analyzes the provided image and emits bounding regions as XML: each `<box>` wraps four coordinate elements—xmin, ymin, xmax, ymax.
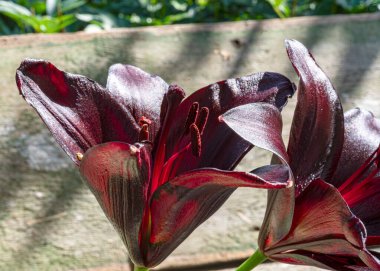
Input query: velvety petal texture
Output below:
<box><xmin>256</xmin><ymin>40</ymin><xmax>380</xmax><ymax>271</ymax></box>
<box><xmin>16</xmin><ymin>59</ymin><xmax>168</xmax><ymax>164</ymax></box>
<box><xmin>147</xmin><ymin>165</ymin><xmax>289</xmax><ymax>266</ymax></box>
<box><xmin>17</xmin><ymin>59</ymin><xmax>297</xmax><ymax>268</ymax></box>
<box><xmin>106</xmin><ymin>64</ymin><xmax>169</xmax><ymax>141</ymax></box>
<box><xmin>79</xmin><ymin>142</ymin><xmax>152</xmax><ymax>267</ymax></box>
<box><xmin>331</xmin><ymin>108</ymin><xmax>380</xmax><ymax>187</ymax></box>
<box><xmin>221</xmin><ymin>102</ymin><xmax>296</xmax><ymax>249</ymax></box>
<box><xmin>266</xmin><ymin>180</ymin><xmax>380</xmax><ymax>271</ymax></box>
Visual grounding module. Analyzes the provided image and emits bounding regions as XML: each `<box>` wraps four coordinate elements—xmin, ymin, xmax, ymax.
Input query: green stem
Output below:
<box><xmin>134</xmin><ymin>266</ymin><xmax>149</xmax><ymax>271</ymax></box>
<box><xmin>236</xmin><ymin>249</ymin><xmax>267</xmax><ymax>271</ymax></box>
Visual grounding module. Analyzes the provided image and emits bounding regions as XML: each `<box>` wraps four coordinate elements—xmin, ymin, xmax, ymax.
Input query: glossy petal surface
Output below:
<box><xmin>163</xmin><ymin>72</ymin><xmax>295</xmax><ymax>175</ymax></box>
<box><xmin>285</xmin><ymin>39</ymin><xmax>344</xmax><ymax>193</ymax></box>
<box><xmin>79</xmin><ymin>142</ymin><xmax>152</xmax><ymax>267</ymax></box>
<box><xmin>147</xmin><ymin>165</ymin><xmax>289</xmax><ymax>266</ymax></box>
<box><xmin>16</xmin><ymin>59</ymin><xmax>168</xmax><ymax>164</ymax></box>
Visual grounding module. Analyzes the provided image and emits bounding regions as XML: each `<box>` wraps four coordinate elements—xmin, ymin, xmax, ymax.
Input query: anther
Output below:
<box><xmin>184</xmin><ymin>102</ymin><xmax>199</xmax><ymax>134</ymax></box>
<box><xmin>139</xmin><ymin>116</ymin><xmax>152</xmax><ymax>127</ymax></box>
<box><xmin>195</xmin><ymin>107</ymin><xmax>209</xmax><ymax>134</ymax></box>
<box><xmin>190</xmin><ymin>123</ymin><xmax>201</xmax><ymax>157</ymax></box>
<box><xmin>139</xmin><ymin>124</ymin><xmax>149</xmax><ymax>141</ymax></box>
<box><xmin>76</xmin><ymin>152</ymin><xmax>83</xmax><ymax>161</ymax></box>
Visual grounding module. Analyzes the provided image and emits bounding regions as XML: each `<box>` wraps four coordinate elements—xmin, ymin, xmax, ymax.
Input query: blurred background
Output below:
<box><xmin>0</xmin><ymin>0</ymin><xmax>380</xmax><ymax>35</ymax></box>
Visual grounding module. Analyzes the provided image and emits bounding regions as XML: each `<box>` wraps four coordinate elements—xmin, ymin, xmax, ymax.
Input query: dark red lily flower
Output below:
<box><xmin>221</xmin><ymin>40</ymin><xmax>380</xmax><ymax>270</ymax></box>
<box><xmin>16</xmin><ymin>59</ymin><xmax>295</xmax><ymax>268</ymax></box>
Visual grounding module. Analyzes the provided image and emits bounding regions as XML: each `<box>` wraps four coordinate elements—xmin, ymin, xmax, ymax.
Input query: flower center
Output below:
<box><xmin>157</xmin><ymin>102</ymin><xmax>209</xmax><ymax>185</ymax></box>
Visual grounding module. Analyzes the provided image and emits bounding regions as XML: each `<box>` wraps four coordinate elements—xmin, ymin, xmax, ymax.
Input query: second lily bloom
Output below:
<box><xmin>223</xmin><ymin>40</ymin><xmax>380</xmax><ymax>270</ymax></box>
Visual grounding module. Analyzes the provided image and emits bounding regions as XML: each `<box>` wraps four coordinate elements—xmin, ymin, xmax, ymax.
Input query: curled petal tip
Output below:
<box><xmin>286</xmin><ymin>180</ymin><xmax>294</xmax><ymax>188</ymax></box>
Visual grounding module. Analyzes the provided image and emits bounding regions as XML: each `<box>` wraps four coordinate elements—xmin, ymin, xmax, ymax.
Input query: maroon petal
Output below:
<box><xmin>219</xmin><ymin>102</ymin><xmax>295</xmax><ymax>250</ymax></box>
<box><xmin>79</xmin><ymin>142</ymin><xmax>152</xmax><ymax>267</ymax></box>
<box><xmin>285</xmin><ymin>39</ymin><xmax>344</xmax><ymax>194</ymax></box>
<box><xmin>162</xmin><ymin>72</ymin><xmax>295</xmax><ymax>175</ymax></box>
<box><xmin>344</xmin><ymin>176</ymin><xmax>380</xmax><ymax>246</ymax></box>
<box><xmin>106</xmin><ymin>64</ymin><xmax>169</xmax><ymax>141</ymax></box>
<box><xmin>16</xmin><ymin>59</ymin><xmax>168</xmax><ymax>164</ymax></box>
<box><xmin>331</xmin><ymin>108</ymin><xmax>380</xmax><ymax>188</ymax></box>
<box><xmin>259</xmin><ymin>188</ymin><xmax>295</xmax><ymax>253</ymax></box>
<box><xmin>265</xmin><ymin>179</ymin><xmax>380</xmax><ymax>270</ymax></box>
<box><xmin>220</xmin><ymin>103</ymin><xmax>290</xmax><ymax>170</ymax></box>
<box><xmin>146</xmin><ymin>166</ymin><xmax>289</xmax><ymax>267</ymax></box>
<box><xmin>271</xmin><ymin>249</ymin><xmax>380</xmax><ymax>271</ymax></box>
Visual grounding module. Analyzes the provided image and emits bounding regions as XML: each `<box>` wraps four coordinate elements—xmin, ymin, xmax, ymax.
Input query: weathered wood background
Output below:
<box><xmin>1</xmin><ymin>13</ymin><xmax>380</xmax><ymax>271</ymax></box>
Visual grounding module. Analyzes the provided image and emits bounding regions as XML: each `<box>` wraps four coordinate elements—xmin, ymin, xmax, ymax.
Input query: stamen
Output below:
<box><xmin>76</xmin><ymin>152</ymin><xmax>83</xmax><ymax>161</ymax></box>
<box><xmin>139</xmin><ymin>116</ymin><xmax>152</xmax><ymax>127</ymax></box>
<box><xmin>184</xmin><ymin>102</ymin><xmax>199</xmax><ymax>134</ymax></box>
<box><xmin>139</xmin><ymin>124</ymin><xmax>149</xmax><ymax>141</ymax></box>
<box><xmin>195</xmin><ymin>107</ymin><xmax>209</xmax><ymax>134</ymax></box>
<box><xmin>190</xmin><ymin>123</ymin><xmax>201</xmax><ymax>157</ymax></box>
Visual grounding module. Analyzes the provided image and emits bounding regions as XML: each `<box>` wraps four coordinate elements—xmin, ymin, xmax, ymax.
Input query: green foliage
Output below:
<box><xmin>0</xmin><ymin>0</ymin><xmax>379</xmax><ymax>35</ymax></box>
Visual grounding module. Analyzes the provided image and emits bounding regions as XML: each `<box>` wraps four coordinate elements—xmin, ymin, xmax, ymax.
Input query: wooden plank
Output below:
<box><xmin>0</xmin><ymin>13</ymin><xmax>379</xmax><ymax>270</ymax></box>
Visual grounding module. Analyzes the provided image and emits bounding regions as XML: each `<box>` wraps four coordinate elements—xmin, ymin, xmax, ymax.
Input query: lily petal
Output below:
<box><xmin>265</xmin><ymin>179</ymin><xmax>380</xmax><ymax>270</ymax></box>
<box><xmin>331</xmin><ymin>108</ymin><xmax>380</xmax><ymax>188</ymax></box>
<box><xmin>285</xmin><ymin>39</ymin><xmax>344</xmax><ymax>193</ymax></box>
<box><xmin>107</xmin><ymin>64</ymin><xmax>169</xmax><ymax>141</ymax></box>
<box><xmin>147</xmin><ymin>166</ymin><xmax>289</xmax><ymax>267</ymax></box>
<box><xmin>271</xmin><ymin>249</ymin><xmax>380</xmax><ymax>271</ymax></box>
<box><xmin>220</xmin><ymin>103</ymin><xmax>290</xmax><ymax>168</ymax></box>
<box><xmin>220</xmin><ymin>102</ymin><xmax>295</xmax><ymax>250</ymax></box>
<box><xmin>163</xmin><ymin>72</ymin><xmax>295</xmax><ymax>175</ymax></box>
<box><xmin>79</xmin><ymin>142</ymin><xmax>152</xmax><ymax>267</ymax></box>
<box><xmin>344</xmin><ymin>176</ymin><xmax>380</xmax><ymax>246</ymax></box>
<box><xmin>16</xmin><ymin>59</ymin><xmax>168</xmax><ymax>164</ymax></box>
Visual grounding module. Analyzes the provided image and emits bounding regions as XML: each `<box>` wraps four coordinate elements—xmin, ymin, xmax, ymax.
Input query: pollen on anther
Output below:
<box><xmin>196</xmin><ymin>107</ymin><xmax>209</xmax><ymax>134</ymax></box>
<box><xmin>76</xmin><ymin>152</ymin><xmax>84</xmax><ymax>161</ymax></box>
<box><xmin>190</xmin><ymin>123</ymin><xmax>201</xmax><ymax>157</ymax></box>
<box><xmin>184</xmin><ymin>102</ymin><xmax>199</xmax><ymax>134</ymax></box>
